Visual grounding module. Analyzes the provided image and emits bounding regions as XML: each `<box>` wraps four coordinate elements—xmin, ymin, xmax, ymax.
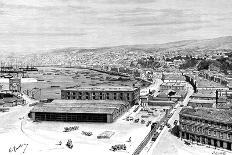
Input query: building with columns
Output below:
<box><xmin>179</xmin><ymin>107</ymin><xmax>232</xmax><ymax>150</ymax></box>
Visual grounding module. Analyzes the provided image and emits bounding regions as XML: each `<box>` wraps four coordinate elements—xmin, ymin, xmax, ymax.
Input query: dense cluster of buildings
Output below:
<box><xmin>179</xmin><ymin>69</ymin><xmax>232</xmax><ymax>151</ymax></box>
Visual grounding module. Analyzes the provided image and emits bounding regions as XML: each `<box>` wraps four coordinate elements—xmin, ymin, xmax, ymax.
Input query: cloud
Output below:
<box><xmin>0</xmin><ymin>32</ymin><xmax>86</xmax><ymax>36</ymax></box>
<box><xmin>0</xmin><ymin>0</ymin><xmax>232</xmax><ymax>53</ymax></box>
<box><xmin>133</xmin><ymin>19</ymin><xmax>210</xmax><ymax>27</ymax></box>
<box><xmin>98</xmin><ymin>0</ymin><xmax>156</xmax><ymax>4</ymax></box>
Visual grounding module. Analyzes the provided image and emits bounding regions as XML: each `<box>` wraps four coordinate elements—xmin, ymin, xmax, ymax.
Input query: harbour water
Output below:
<box><xmin>20</xmin><ymin>67</ymin><xmax>139</xmax><ymax>100</ymax></box>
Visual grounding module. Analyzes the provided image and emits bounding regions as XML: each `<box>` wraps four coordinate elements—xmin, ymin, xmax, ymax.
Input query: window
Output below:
<box><xmin>86</xmin><ymin>92</ymin><xmax>90</xmax><ymax>99</ymax></box>
<box><xmin>202</xmin><ymin>129</ymin><xmax>205</xmax><ymax>133</ymax></box>
<box><xmin>78</xmin><ymin>92</ymin><xmax>82</xmax><ymax>99</ymax></box>
<box><xmin>92</xmin><ymin>92</ymin><xmax>96</xmax><ymax>100</ymax></box>
<box><xmin>99</xmin><ymin>92</ymin><xmax>103</xmax><ymax>100</ymax></box>
<box><xmin>214</xmin><ymin>131</ymin><xmax>216</xmax><ymax>136</ymax></box>
<box><xmin>106</xmin><ymin>93</ymin><xmax>110</xmax><ymax>99</ymax></box>
<box><xmin>72</xmin><ymin>92</ymin><xmax>76</xmax><ymax>96</ymax></box>
<box><xmin>182</xmin><ymin>125</ymin><xmax>185</xmax><ymax>130</ymax></box>
<box><xmin>120</xmin><ymin>93</ymin><xmax>123</xmax><ymax>100</ymax></box>
<box><xmin>208</xmin><ymin>130</ymin><xmax>211</xmax><ymax>135</ymax></box>
<box><xmin>227</xmin><ymin>133</ymin><xmax>231</xmax><ymax>140</ymax></box>
<box><xmin>228</xmin><ymin>125</ymin><xmax>232</xmax><ymax>130</ymax></box>
<box><xmin>67</xmin><ymin>92</ymin><xmax>70</xmax><ymax>95</ymax></box>
<box><xmin>127</xmin><ymin>93</ymin><xmax>130</xmax><ymax>100</ymax></box>
<box><xmin>220</xmin><ymin>132</ymin><xmax>223</xmax><ymax>139</ymax></box>
<box><xmin>114</xmin><ymin>93</ymin><xmax>117</xmax><ymax>100</ymax></box>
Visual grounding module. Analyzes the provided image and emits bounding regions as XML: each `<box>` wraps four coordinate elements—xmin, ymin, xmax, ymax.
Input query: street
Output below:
<box><xmin>140</xmin><ymin>79</ymin><xmax>163</xmax><ymax>96</ymax></box>
<box><xmin>140</xmin><ymin>83</ymin><xmax>194</xmax><ymax>155</ymax></box>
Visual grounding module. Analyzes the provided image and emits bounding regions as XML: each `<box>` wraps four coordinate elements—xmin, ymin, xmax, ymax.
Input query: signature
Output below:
<box><xmin>212</xmin><ymin>151</ymin><xmax>226</xmax><ymax>155</ymax></box>
<box><xmin>9</xmin><ymin>144</ymin><xmax>28</xmax><ymax>153</ymax></box>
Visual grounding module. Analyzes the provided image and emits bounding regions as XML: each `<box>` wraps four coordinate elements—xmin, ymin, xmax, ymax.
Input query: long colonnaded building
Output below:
<box><xmin>30</xmin><ymin>100</ymin><xmax>130</xmax><ymax>123</ymax></box>
<box><xmin>61</xmin><ymin>86</ymin><xmax>140</xmax><ymax>106</ymax></box>
<box><xmin>179</xmin><ymin>107</ymin><xmax>232</xmax><ymax>150</ymax></box>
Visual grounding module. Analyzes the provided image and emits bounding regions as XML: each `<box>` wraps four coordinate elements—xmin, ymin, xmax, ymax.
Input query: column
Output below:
<box><xmin>217</xmin><ymin>140</ymin><xmax>220</xmax><ymax>147</ymax></box>
<box><xmin>200</xmin><ymin>136</ymin><xmax>203</xmax><ymax>144</ymax></box>
<box><xmin>31</xmin><ymin>112</ymin><xmax>35</xmax><ymax>120</ymax></box>
<box><xmin>211</xmin><ymin>139</ymin><xmax>214</xmax><ymax>146</ymax></box>
<box><xmin>205</xmin><ymin>138</ymin><xmax>208</xmax><ymax>145</ymax></box>
<box><xmin>195</xmin><ymin>135</ymin><xmax>197</xmax><ymax>142</ymax></box>
<box><xmin>223</xmin><ymin>142</ymin><xmax>227</xmax><ymax>149</ymax></box>
<box><xmin>184</xmin><ymin>132</ymin><xmax>187</xmax><ymax>139</ymax></box>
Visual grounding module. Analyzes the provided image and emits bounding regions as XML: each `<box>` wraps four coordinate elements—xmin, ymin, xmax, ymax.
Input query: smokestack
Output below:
<box><xmin>216</xmin><ymin>90</ymin><xmax>218</xmax><ymax>108</ymax></box>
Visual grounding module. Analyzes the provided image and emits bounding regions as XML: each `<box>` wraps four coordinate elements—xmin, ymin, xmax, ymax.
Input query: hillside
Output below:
<box><xmin>1</xmin><ymin>36</ymin><xmax>232</xmax><ymax>67</ymax></box>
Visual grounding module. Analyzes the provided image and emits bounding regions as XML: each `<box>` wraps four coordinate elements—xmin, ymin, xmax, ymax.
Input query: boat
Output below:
<box><xmin>4</xmin><ymin>74</ymin><xmax>13</xmax><ymax>78</ymax></box>
<box><xmin>51</xmin><ymin>85</ymin><xmax>60</xmax><ymax>88</ymax></box>
<box><xmin>19</xmin><ymin>66</ymin><xmax>38</xmax><ymax>72</ymax></box>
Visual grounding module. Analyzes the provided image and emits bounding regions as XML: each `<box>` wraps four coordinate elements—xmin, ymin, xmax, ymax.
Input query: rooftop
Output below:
<box><xmin>196</xmin><ymin>76</ymin><xmax>227</xmax><ymax>88</ymax></box>
<box><xmin>164</xmin><ymin>74</ymin><xmax>186</xmax><ymax>81</ymax></box>
<box><xmin>62</xmin><ymin>86</ymin><xmax>138</xmax><ymax>92</ymax></box>
<box><xmin>191</xmin><ymin>90</ymin><xmax>216</xmax><ymax>98</ymax></box>
<box><xmin>180</xmin><ymin>107</ymin><xmax>232</xmax><ymax>123</ymax></box>
<box><xmin>161</xmin><ymin>82</ymin><xmax>186</xmax><ymax>87</ymax></box>
<box><xmin>188</xmin><ymin>99</ymin><xmax>215</xmax><ymax>104</ymax></box>
<box><xmin>147</xmin><ymin>100</ymin><xmax>176</xmax><ymax>104</ymax></box>
<box><xmin>30</xmin><ymin>99</ymin><xmax>129</xmax><ymax>114</ymax></box>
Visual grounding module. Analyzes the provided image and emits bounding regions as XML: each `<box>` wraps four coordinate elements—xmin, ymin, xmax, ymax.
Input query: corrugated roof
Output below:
<box><xmin>30</xmin><ymin>100</ymin><xmax>129</xmax><ymax>114</ymax></box>
<box><xmin>188</xmin><ymin>99</ymin><xmax>215</xmax><ymax>104</ymax></box>
<box><xmin>180</xmin><ymin>107</ymin><xmax>232</xmax><ymax>123</ymax></box>
<box><xmin>31</xmin><ymin>106</ymin><xmax>116</xmax><ymax>114</ymax></box>
<box><xmin>62</xmin><ymin>86</ymin><xmax>137</xmax><ymax>92</ymax></box>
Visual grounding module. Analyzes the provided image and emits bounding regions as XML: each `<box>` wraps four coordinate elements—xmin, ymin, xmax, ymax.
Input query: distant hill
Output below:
<box><xmin>1</xmin><ymin>36</ymin><xmax>232</xmax><ymax>66</ymax></box>
<box><xmin>121</xmin><ymin>36</ymin><xmax>232</xmax><ymax>50</ymax></box>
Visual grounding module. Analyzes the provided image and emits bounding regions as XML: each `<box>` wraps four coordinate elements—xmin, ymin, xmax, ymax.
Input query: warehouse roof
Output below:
<box><xmin>30</xmin><ymin>100</ymin><xmax>129</xmax><ymax>114</ymax></box>
<box><xmin>180</xmin><ymin>107</ymin><xmax>232</xmax><ymax>123</ymax></box>
<box><xmin>191</xmin><ymin>90</ymin><xmax>216</xmax><ymax>98</ymax></box>
<box><xmin>62</xmin><ymin>86</ymin><xmax>138</xmax><ymax>92</ymax></box>
<box><xmin>188</xmin><ymin>99</ymin><xmax>215</xmax><ymax>104</ymax></box>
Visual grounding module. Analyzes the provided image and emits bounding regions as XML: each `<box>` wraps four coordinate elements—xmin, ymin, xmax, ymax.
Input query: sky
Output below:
<box><xmin>0</xmin><ymin>0</ymin><xmax>232</xmax><ymax>53</ymax></box>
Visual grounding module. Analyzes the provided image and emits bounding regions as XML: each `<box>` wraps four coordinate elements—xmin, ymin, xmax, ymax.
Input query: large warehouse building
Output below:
<box><xmin>61</xmin><ymin>86</ymin><xmax>140</xmax><ymax>106</ymax></box>
<box><xmin>29</xmin><ymin>99</ymin><xmax>130</xmax><ymax>123</ymax></box>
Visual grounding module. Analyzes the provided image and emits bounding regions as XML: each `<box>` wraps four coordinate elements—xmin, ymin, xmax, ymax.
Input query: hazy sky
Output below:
<box><xmin>0</xmin><ymin>0</ymin><xmax>232</xmax><ymax>53</ymax></box>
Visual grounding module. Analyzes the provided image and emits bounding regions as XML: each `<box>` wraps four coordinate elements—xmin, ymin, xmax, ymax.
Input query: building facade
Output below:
<box><xmin>179</xmin><ymin>107</ymin><xmax>232</xmax><ymax>150</ymax></box>
<box><xmin>30</xmin><ymin>100</ymin><xmax>130</xmax><ymax>123</ymax></box>
<box><xmin>160</xmin><ymin>82</ymin><xmax>186</xmax><ymax>91</ymax></box>
<box><xmin>187</xmin><ymin>99</ymin><xmax>215</xmax><ymax>108</ymax></box>
<box><xmin>9</xmin><ymin>78</ymin><xmax>21</xmax><ymax>92</ymax></box>
<box><xmin>61</xmin><ymin>86</ymin><xmax>140</xmax><ymax>106</ymax></box>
